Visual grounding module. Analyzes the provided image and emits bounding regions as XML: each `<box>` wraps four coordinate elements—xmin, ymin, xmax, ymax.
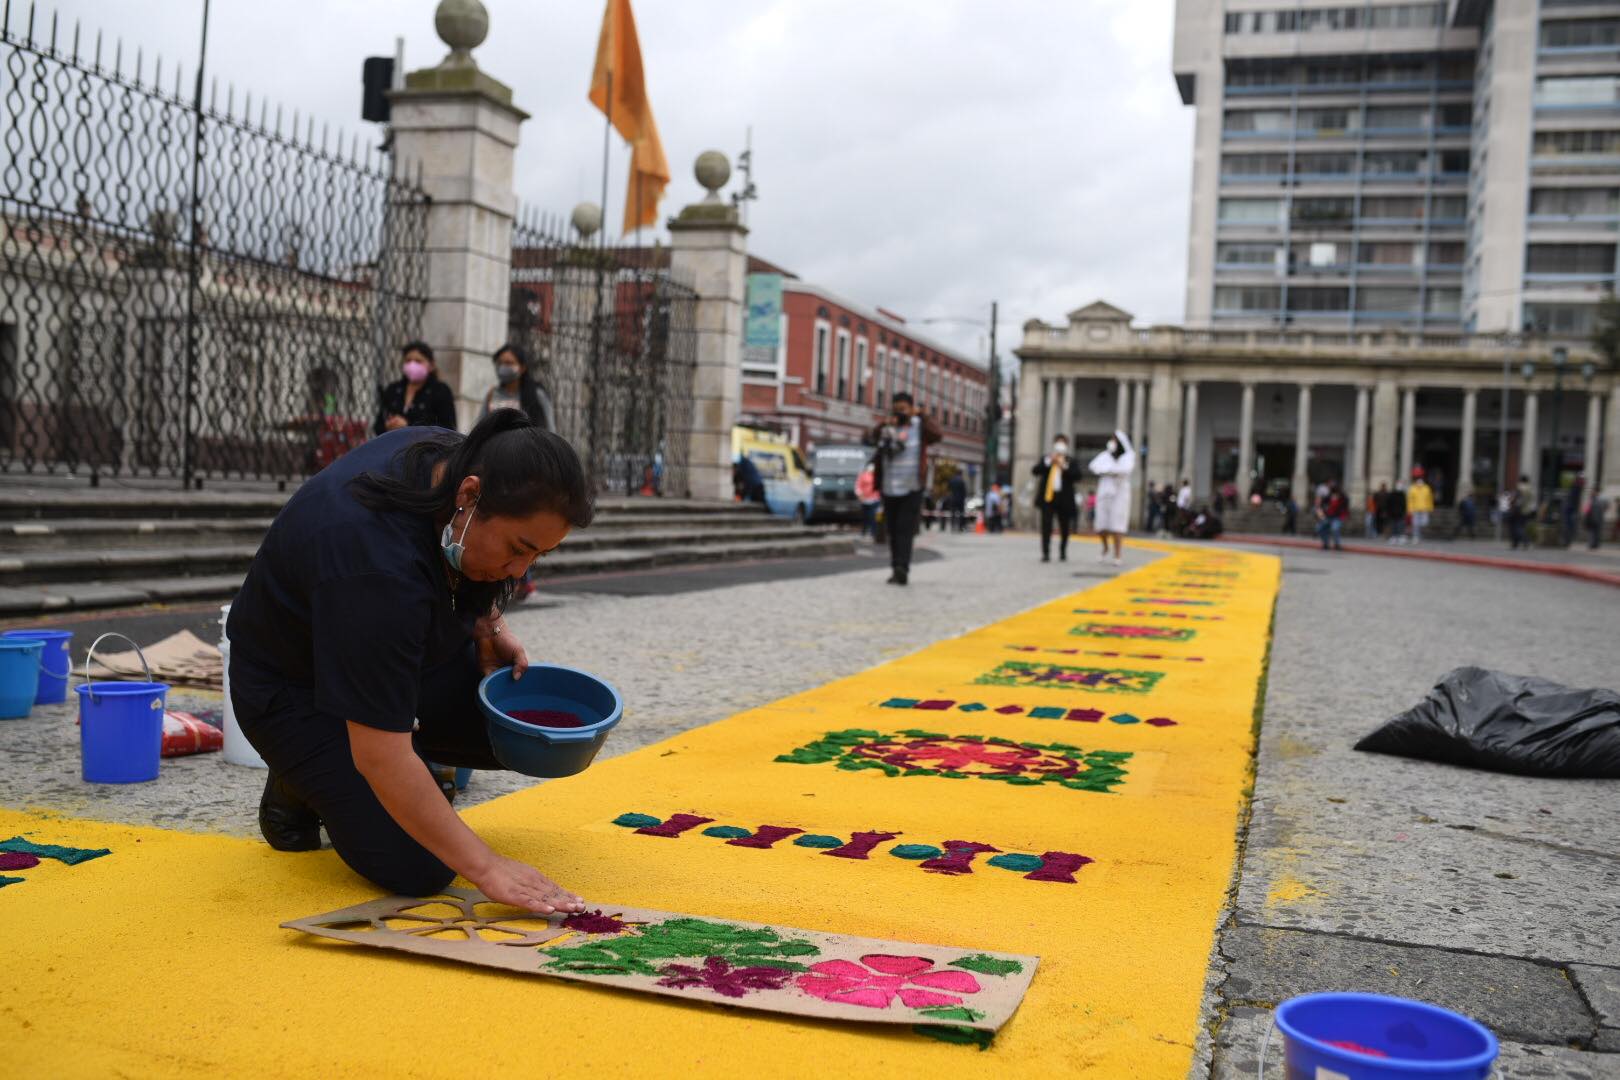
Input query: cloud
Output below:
<box><xmin>31</xmin><ymin>0</ymin><xmax>1192</xmax><ymax>356</ymax></box>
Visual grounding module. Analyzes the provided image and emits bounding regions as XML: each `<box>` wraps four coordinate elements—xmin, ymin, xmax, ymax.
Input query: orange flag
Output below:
<box><xmin>588</xmin><ymin>0</ymin><xmax>670</xmax><ymax>235</ymax></box>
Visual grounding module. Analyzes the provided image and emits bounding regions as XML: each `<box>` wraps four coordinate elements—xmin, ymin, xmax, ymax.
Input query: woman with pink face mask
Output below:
<box><xmin>375</xmin><ymin>341</ymin><xmax>459</xmax><ymax>435</ymax></box>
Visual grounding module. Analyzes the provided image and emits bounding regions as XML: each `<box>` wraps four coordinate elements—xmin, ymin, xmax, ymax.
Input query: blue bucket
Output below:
<box><xmin>1270</xmin><ymin>992</ymin><xmax>1498</xmax><ymax>1080</ymax></box>
<box><xmin>477</xmin><ymin>663</ymin><xmax>622</xmax><ymax>778</ymax></box>
<box><xmin>2</xmin><ymin>628</ymin><xmax>74</xmax><ymax>704</ymax></box>
<box><xmin>0</xmin><ymin>638</ymin><xmax>45</xmax><ymax>719</ymax></box>
<box><xmin>74</xmin><ymin>633</ymin><xmax>168</xmax><ymax>784</ymax></box>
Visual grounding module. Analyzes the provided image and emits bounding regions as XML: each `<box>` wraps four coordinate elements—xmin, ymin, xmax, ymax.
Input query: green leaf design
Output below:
<box><xmin>917</xmin><ymin>1005</ymin><xmax>986</xmax><ymax>1022</ymax></box>
<box><xmin>949</xmin><ymin>953</ymin><xmax>1024</xmax><ymax>977</ymax></box>
<box><xmin>540</xmin><ymin>918</ymin><xmax>820</xmax><ymax>978</ymax></box>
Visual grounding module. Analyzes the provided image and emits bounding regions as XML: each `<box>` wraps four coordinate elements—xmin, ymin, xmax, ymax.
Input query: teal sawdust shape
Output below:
<box><xmin>974</xmin><ymin>660</ymin><xmax>1163</xmax><ymax>695</ymax></box>
<box><xmin>0</xmin><ymin>837</ymin><xmax>111</xmax><ymax>865</ymax></box>
<box><xmin>774</xmin><ymin>728</ymin><xmax>1132</xmax><ymax>794</ymax></box>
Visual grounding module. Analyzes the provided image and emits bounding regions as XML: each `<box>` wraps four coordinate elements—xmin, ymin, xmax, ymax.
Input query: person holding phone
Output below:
<box><xmin>866</xmin><ymin>392</ymin><xmax>941</xmax><ymax>586</ymax></box>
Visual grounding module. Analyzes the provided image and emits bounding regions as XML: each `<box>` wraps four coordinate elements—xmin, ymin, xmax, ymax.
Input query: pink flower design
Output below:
<box><xmin>796</xmin><ymin>954</ymin><xmax>982</xmax><ymax>1010</ymax></box>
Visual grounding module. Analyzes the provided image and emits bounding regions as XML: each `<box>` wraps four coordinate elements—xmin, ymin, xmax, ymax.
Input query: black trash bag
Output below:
<box><xmin>1355</xmin><ymin>667</ymin><xmax>1620</xmax><ymax>779</ymax></box>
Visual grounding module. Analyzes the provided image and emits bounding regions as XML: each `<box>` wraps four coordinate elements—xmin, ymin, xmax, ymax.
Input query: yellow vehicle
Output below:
<box><xmin>731</xmin><ymin>426</ymin><xmax>814</xmax><ymax>523</ymax></box>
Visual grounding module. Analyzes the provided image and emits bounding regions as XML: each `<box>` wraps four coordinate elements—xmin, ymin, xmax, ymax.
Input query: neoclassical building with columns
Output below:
<box><xmin>1014</xmin><ymin>302</ymin><xmax>1615</xmax><ymax>519</ymax></box>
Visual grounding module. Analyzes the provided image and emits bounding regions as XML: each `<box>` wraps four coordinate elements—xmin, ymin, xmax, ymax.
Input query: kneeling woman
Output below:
<box><xmin>227</xmin><ymin>410</ymin><xmax>591</xmax><ymax>913</ymax></box>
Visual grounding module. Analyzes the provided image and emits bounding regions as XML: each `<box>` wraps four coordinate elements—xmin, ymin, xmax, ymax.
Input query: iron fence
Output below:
<box><xmin>0</xmin><ymin>2</ymin><xmax>428</xmax><ymax>484</ymax></box>
<box><xmin>508</xmin><ymin>207</ymin><xmax>697</xmax><ymax>497</ymax></box>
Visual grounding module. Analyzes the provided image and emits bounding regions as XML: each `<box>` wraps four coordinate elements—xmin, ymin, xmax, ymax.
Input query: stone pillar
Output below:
<box><xmin>1398</xmin><ymin>387</ymin><xmax>1417</xmax><ymax>483</ymax></box>
<box><xmin>1348</xmin><ymin>385</ymin><xmax>1369</xmax><ymax>506</ymax></box>
<box><xmin>1043</xmin><ymin>377</ymin><xmax>1060</xmax><ymax>447</ymax></box>
<box><xmin>1115</xmin><ymin>379</ymin><xmax>1129</xmax><ymax>433</ymax></box>
<box><xmin>1129</xmin><ymin>378</ymin><xmax>1146</xmax><ymax>451</ymax></box>
<box><xmin>1014</xmin><ymin>365</ymin><xmax>1044</xmax><ymax>509</ymax></box>
<box><xmin>1369</xmin><ymin>378</ymin><xmax>1399</xmax><ymax>492</ymax></box>
<box><xmin>668</xmin><ymin>152</ymin><xmax>749</xmax><ymax>501</ymax></box>
<box><xmin>1520</xmin><ymin>391</ymin><xmax>1539</xmax><ymax>499</ymax></box>
<box><xmin>389</xmin><ymin>4</ymin><xmax>529</xmax><ymax>430</ymax></box>
<box><xmin>1179</xmin><ymin>380</ymin><xmax>1199</xmax><ymax>491</ymax></box>
<box><xmin>1458</xmin><ymin>389</ymin><xmax>1478</xmax><ymax>501</ymax></box>
<box><xmin>1292</xmin><ymin>384</ymin><xmax>1313</xmax><ymax>499</ymax></box>
<box><xmin>1059</xmin><ymin>378</ymin><xmax>1076</xmax><ymax>444</ymax></box>
<box><xmin>1584</xmin><ymin>390</ymin><xmax>1602</xmax><ymax>488</ymax></box>
<box><xmin>1603</xmin><ymin>389</ymin><xmax>1620</xmax><ymax>502</ymax></box>
<box><xmin>1146</xmin><ymin>367</ymin><xmax>1180</xmax><ymax>517</ymax></box>
<box><xmin>1237</xmin><ymin>382</ymin><xmax>1255</xmax><ymax>498</ymax></box>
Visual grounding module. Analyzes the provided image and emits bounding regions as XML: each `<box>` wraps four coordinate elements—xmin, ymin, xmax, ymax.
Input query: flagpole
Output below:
<box><xmin>600</xmin><ymin>70</ymin><xmax>612</xmax><ymax>253</ymax></box>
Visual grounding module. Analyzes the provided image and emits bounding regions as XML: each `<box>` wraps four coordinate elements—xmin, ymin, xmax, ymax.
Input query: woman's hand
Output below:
<box><xmin>468</xmin><ymin>854</ymin><xmax>584</xmax><ymax>915</ymax></box>
<box><xmin>384</xmin><ymin>414</ymin><xmax>408</xmax><ymax>431</ymax></box>
<box><xmin>475</xmin><ymin>618</ymin><xmax>529</xmax><ymax>679</ymax></box>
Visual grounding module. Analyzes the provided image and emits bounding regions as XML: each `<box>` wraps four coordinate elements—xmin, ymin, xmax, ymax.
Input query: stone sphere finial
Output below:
<box><xmin>571</xmin><ymin>202</ymin><xmax>603</xmax><ymax>239</ymax></box>
<box><xmin>435</xmin><ymin>0</ymin><xmax>489</xmax><ymax>68</ymax></box>
<box><xmin>694</xmin><ymin>150</ymin><xmax>731</xmax><ymax>201</ymax></box>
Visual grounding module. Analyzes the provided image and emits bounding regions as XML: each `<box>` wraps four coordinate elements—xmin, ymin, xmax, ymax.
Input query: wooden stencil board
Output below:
<box><xmin>284</xmin><ymin>886</ymin><xmax>1038</xmax><ymax>1032</ymax></box>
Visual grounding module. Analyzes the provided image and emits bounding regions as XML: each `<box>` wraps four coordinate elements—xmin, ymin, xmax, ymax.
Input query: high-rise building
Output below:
<box><xmin>1173</xmin><ymin>1</ymin><xmax>1619</xmax><ymax>338</ymax></box>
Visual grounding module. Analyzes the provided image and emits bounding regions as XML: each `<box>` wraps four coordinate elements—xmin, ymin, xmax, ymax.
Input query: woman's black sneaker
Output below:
<box><xmin>258</xmin><ymin>774</ymin><xmax>322</xmax><ymax>852</ymax></box>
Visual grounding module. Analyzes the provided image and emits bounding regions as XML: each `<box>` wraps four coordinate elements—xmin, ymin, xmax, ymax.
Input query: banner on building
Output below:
<box><xmin>744</xmin><ymin>272</ymin><xmax>784</xmax><ymax>370</ymax></box>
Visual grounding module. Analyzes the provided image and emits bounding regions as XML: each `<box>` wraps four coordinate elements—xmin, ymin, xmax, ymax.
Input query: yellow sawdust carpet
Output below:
<box><xmin>1</xmin><ymin>546</ymin><xmax>1277</xmax><ymax>1077</ymax></box>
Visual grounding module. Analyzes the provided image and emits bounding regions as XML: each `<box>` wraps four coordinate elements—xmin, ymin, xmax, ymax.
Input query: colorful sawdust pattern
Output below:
<box><xmin>776</xmin><ymin>728</ymin><xmax>1131</xmax><ymax>793</ymax></box>
<box><xmin>973</xmin><ymin>660</ymin><xmax>1162</xmax><ymax>695</ymax></box>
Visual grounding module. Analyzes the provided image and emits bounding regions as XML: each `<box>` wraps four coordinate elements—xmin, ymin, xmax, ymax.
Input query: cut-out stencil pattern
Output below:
<box><xmin>1068</xmin><ymin>622</ymin><xmax>1196</xmax><ymax>642</ymax></box>
<box><xmin>878</xmin><ymin>698</ymin><xmax>1177</xmax><ymax>727</ymax></box>
<box><xmin>975</xmin><ymin>660</ymin><xmax>1162</xmax><ymax>694</ymax></box>
<box><xmin>610</xmin><ymin>813</ymin><xmax>1096</xmax><ymax>884</ymax></box>
<box><xmin>284</xmin><ymin>886</ymin><xmax>1038</xmax><ymax>1032</ymax></box>
<box><xmin>776</xmin><ymin>728</ymin><xmax>1132</xmax><ymax>793</ymax></box>
<box><xmin>1006</xmin><ymin>645</ymin><xmax>1205</xmax><ymax>663</ymax></box>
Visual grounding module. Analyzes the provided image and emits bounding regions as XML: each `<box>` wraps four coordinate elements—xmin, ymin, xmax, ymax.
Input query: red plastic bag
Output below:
<box><xmin>162</xmin><ymin>711</ymin><xmax>223</xmax><ymax>757</ymax></box>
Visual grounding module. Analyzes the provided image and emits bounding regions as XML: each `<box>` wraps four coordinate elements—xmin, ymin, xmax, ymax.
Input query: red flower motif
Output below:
<box><xmin>796</xmin><ymin>954</ymin><xmax>981</xmax><ymax>1009</ymax></box>
<box><xmin>655</xmin><ymin>956</ymin><xmax>795</xmax><ymax>998</ymax></box>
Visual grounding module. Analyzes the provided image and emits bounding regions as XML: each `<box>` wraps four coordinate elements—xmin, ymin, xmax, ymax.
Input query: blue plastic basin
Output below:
<box><xmin>477</xmin><ymin>663</ymin><xmax>622</xmax><ymax>779</ymax></box>
<box><xmin>1276</xmin><ymin>992</ymin><xmax>1498</xmax><ymax>1079</ymax></box>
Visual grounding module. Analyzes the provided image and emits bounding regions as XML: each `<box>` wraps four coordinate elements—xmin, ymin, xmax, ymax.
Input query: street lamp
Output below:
<box><xmin>914</xmin><ymin>304</ymin><xmax>1002</xmax><ymax>497</ymax></box>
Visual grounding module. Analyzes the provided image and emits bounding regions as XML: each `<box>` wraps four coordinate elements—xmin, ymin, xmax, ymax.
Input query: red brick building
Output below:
<box><xmin>740</xmin><ymin>273</ymin><xmax>991</xmax><ymax>490</ymax></box>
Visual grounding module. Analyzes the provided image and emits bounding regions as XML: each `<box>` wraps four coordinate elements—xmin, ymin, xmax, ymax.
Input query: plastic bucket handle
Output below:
<box><xmin>1257</xmin><ymin>1013</ymin><xmax>1501</xmax><ymax>1080</ymax></box>
<box><xmin>2</xmin><ymin>632</ymin><xmax>71</xmax><ymax>680</ymax></box>
<box><xmin>83</xmin><ymin>632</ymin><xmax>153</xmax><ymax>704</ymax></box>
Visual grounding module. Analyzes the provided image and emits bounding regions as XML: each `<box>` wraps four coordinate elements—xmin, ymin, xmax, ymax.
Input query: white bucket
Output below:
<box><xmin>219</xmin><ymin>604</ymin><xmax>265</xmax><ymax>769</ymax></box>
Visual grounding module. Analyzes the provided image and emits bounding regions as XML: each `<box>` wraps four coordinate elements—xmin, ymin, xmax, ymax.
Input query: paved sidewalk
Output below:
<box><xmin>1222</xmin><ymin>531</ymin><xmax>1620</xmax><ymax>588</ymax></box>
<box><xmin>1197</xmin><ymin>540</ymin><xmax>1620</xmax><ymax>1077</ymax></box>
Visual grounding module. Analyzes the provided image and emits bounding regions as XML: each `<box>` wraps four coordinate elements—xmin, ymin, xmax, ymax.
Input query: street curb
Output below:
<box><xmin>1218</xmin><ymin>532</ymin><xmax>1620</xmax><ymax>589</ymax></box>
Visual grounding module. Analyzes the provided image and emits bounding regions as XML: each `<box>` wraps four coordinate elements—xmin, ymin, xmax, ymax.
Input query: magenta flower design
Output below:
<box><xmin>795</xmin><ymin>954</ymin><xmax>982</xmax><ymax>1010</ymax></box>
<box><xmin>654</xmin><ymin>956</ymin><xmax>796</xmax><ymax>998</ymax></box>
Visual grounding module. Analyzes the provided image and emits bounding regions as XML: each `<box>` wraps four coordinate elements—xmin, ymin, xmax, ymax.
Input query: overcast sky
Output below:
<box><xmin>29</xmin><ymin>0</ymin><xmax>1193</xmax><ymax>359</ymax></box>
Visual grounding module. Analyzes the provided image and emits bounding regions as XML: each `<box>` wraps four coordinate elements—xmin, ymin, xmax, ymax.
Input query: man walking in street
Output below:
<box><xmin>1031</xmin><ymin>434</ymin><xmax>1081</xmax><ymax>562</ymax></box>
<box><xmin>1386</xmin><ymin>483</ymin><xmax>1408</xmax><ymax>544</ymax></box>
<box><xmin>1315</xmin><ymin>481</ymin><xmax>1349</xmax><ymax>550</ymax></box>
<box><xmin>1407</xmin><ymin>468</ymin><xmax>1434</xmax><ymax>545</ymax></box>
<box><xmin>868</xmin><ymin>392</ymin><xmax>940</xmax><ymax>586</ymax></box>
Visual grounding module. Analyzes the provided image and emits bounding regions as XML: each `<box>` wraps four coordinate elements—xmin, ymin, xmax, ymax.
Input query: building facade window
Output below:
<box><xmin>835</xmin><ymin>329</ymin><xmax>850</xmax><ymax>399</ymax></box>
<box><xmin>1540</xmin><ymin>19</ymin><xmax>1620</xmax><ymax>50</ymax></box>
<box><xmin>1533</xmin><ymin>129</ymin><xmax>1620</xmax><ymax>157</ymax></box>
<box><xmin>1214</xmin><ymin>286</ymin><xmax>1281</xmax><ymax>312</ymax></box>
<box><xmin>813</xmin><ymin>322</ymin><xmax>829</xmax><ymax>395</ymax></box>
<box><xmin>1526</xmin><ymin>243</ymin><xmax>1617</xmax><ymax>275</ymax></box>
<box><xmin>1219</xmin><ymin>197</ymin><xmax>1287</xmax><ymax>225</ymax></box>
<box><xmin>1530</xmin><ymin>187</ymin><xmax>1620</xmax><ymax>217</ymax></box>
<box><xmin>1356</xmin><ymin>287</ymin><xmax>1420</xmax><ymax>313</ymax></box>
<box><xmin>1524</xmin><ymin>303</ymin><xmax>1596</xmax><ymax>335</ymax></box>
<box><xmin>1536</xmin><ymin>75</ymin><xmax>1620</xmax><ymax>108</ymax></box>
<box><xmin>875</xmin><ymin>345</ymin><xmax>887</xmax><ymax>405</ymax></box>
<box><xmin>855</xmin><ymin>338</ymin><xmax>869</xmax><ymax>404</ymax></box>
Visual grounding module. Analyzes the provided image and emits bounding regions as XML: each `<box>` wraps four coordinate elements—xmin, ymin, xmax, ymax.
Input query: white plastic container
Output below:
<box><xmin>219</xmin><ymin>604</ymin><xmax>265</xmax><ymax>769</ymax></box>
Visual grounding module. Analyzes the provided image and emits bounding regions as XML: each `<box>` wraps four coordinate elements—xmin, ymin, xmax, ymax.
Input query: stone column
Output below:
<box><xmin>1115</xmin><ymin>379</ymin><xmax>1129</xmax><ymax>433</ymax></box>
<box><xmin>1129</xmin><ymin>378</ymin><xmax>1146</xmax><ymax>450</ymax></box>
<box><xmin>1603</xmin><ymin>389</ymin><xmax>1620</xmax><ymax>503</ymax></box>
<box><xmin>389</xmin><ymin>4</ymin><xmax>529</xmax><ymax>430</ymax></box>
<box><xmin>1292</xmin><ymin>384</ymin><xmax>1313</xmax><ymax>498</ymax></box>
<box><xmin>1458</xmin><ymin>389</ymin><xmax>1478</xmax><ymax>501</ymax></box>
<box><xmin>1059</xmin><ymin>378</ymin><xmax>1076</xmax><ymax>444</ymax></box>
<box><xmin>1014</xmin><ymin>364</ymin><xmax>1044</xmax><ymax>508</ymax></box>
<box><xmin>1520</xmin><ymin>391</ymin><xmax>1539</xmax><ymax>499</ymax></box>
<box><xmin>1348</xmin><ymin>384</ymin><xmax>1370</xmax><ymax>505</ymax></box>
<box><xmin>1398</xmin><ymin>387</ymin><xmax>1417</xmax><ymax>483</ymax></box>
<box><xmin>1237</xmin><ymin>382</ymin><xmax>1256</xmax><ymax>498</ymax></box>
<box><xmin>1180</xmin><ymin>380</ymin><xmax>1199</xmax><ymax>491</ymax></box>
<box><xmin>1043</xmin><ymin>377</ymin><xmax>1060</xmax><ymax>447</ymax></box>
<box><xmin>1584</xmin><ymin>390</ymin><xmax>1602</xmax><ymax>488</ymax></box>
<box><xmin>669</xmin><ymin>152</ymin><xmax>749</xmax><ymax>501</ymax></box>
<box><xmin>1146</xmin><ymin>366</ymin><xmax>1180</xmax><ymax>515</ymax></box>
<box><xmin>1369</xmin><ymin>378</ymin><xmax>1399</xmax><ymax>492</ymax></box>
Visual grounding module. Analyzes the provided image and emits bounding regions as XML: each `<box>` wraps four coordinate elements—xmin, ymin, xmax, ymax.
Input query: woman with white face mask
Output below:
<box><xmin>1088</xmin><ymin>429</ymin><xmax>1137</xmax><ymax>566</ymax></box>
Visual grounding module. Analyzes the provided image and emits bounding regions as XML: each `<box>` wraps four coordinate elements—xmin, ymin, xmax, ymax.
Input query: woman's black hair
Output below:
<box><xmin>349</xmin><ymin>409</ymin><xmax>593</xmax><ymax>612</ymax></box>
<box><xmin>402</xmin><ymin>340</ymin><xmax>435</xmax><ymax>363</ymax></box>
<box><xmin>493</xmin><ymin>342</ymin><xmax>549</xmax><ymax>430</ymax></box>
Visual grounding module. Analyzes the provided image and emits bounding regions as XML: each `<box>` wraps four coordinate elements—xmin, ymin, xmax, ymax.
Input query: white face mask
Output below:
<box><xmin>1052</xmin><ymin>442</ymin><xmax>1068</xmax><ymax>456</ymax></box>
<box><xmin>1107</xmin><ymin>439</ymin><xmax>1120</xmax><ymax>454</ymax></box>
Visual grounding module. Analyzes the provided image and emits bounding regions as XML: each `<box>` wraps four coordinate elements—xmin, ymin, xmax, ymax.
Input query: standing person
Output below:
<box><xmin>1585</xmin><ymin>490</ymin><xmax>1607</xmax><ymax>550</ymax></box>
<box><xmin>1508</xmin><ymin>475</ymin><xmax>1532</xmax><ymax>550</ymax></box>
<box><xmin>985</xmin><ymin>483</ymin><xmax>1005</xmax><ymax>533</ymax></box>
<box><xmin>1407</xmin><ymin>468</ymin><xmax>1434</xmax><ymax>545</ymax></box>
<box><xmin>869</xmin><ymin>392</ymin><xmax>941</xmax><ymax>586</ymax></box>
<box><xmin>480</xmin><ymin>343</ymin><xmax>551</xmax><ymax>429</ymax></box>
<box><xmin>1456</xmin><ymin>491</ymin><xmax>1478</xmax><ymax>539</ymax></box>
<box><xmin>376</xmin><ymin>341</ymin><xmax>458</xmax><ymax>435</ymax></box>
<box><xmin>855</xmin><ymin>462</ymin><xmax>881</xmax><ymax>540</ymax></box>
<box><xmin>1280</xmin><ymin>491</ymin><xmax>1298</xmax><ymax>536</ymax></box>
<box><xmin>1366</xmin><ymin>484</ymin><xmax>1386</xmax><ymax>539</ymax></box>
<box><xmin>1087</xmin><ymin>430</ymin><xmax>1136</xmax><ymax>566</ymax></box>
<box><xmin>1144</xmin><ymin>486</ymin><xmax>1164</xmax><ymax>536</ymax></box>
<box><xmin>947</xmin><ymin>470</ymin><xmax>968</xmax><ymax>533</ymax></box>
<box><xmin>1386</xmin><ymin>484</ymin><xmax>1409</xmax><ymax>544</ymax></box>
<box><xmin>1177</xmin><ymin>478</ymin><xmax>1193</xmax><ymax>517</ymax></box>
<box><xmin>1562</xmin><ymin>475</ymin><xmax>1586</xmax><ymax>548</ymax></box>
<box><xmin>228</xmin><ymin>410</ymin><xmax>593</xmax><ymax>909</ymax></box>
<box><xmin>1031</xmin><ymin>434</ymin><xmax>1081</xmax><ymax>562</ymax></box>
<box><xmin>1315</xmin><ymin>482</ymin><xmax>1348</xmax><ymax>550</ymax></box>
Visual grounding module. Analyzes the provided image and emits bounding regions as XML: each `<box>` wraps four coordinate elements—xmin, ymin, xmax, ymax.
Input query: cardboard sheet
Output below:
<box><xmin>89</xmin><ymin>629</ymin><xmax>222</xmax><ymax>690</ymax></box>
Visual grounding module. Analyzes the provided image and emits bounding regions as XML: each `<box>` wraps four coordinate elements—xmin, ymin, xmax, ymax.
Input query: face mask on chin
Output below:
<box><xmin>496</xmin><ymin>364</ymin><xmax>520</xmax><ymax>385</ymax></box>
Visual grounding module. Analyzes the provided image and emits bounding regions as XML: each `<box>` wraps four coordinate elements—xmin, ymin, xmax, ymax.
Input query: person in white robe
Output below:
<box><xmin>1088</xmin><ymin>430</ymin><xmax>1136</xmax><ymax>566</ymax></box>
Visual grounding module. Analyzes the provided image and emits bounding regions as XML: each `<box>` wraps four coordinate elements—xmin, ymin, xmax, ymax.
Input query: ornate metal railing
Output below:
<box><xmin>0</xmin><ymin>3</ymin><xmax>429</xmax><ymax>484</ymax></box>
<box><xmin>508</xmin><ymin>207</ymin><xmax>697</xmax><ymax>497</ymax></box>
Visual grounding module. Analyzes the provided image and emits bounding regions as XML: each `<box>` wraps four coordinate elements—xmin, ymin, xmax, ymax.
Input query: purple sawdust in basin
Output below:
<box><xmin>507</xmin><ymin>709</ymin><xmax>586</xmax><ymax>728</ymax></box>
